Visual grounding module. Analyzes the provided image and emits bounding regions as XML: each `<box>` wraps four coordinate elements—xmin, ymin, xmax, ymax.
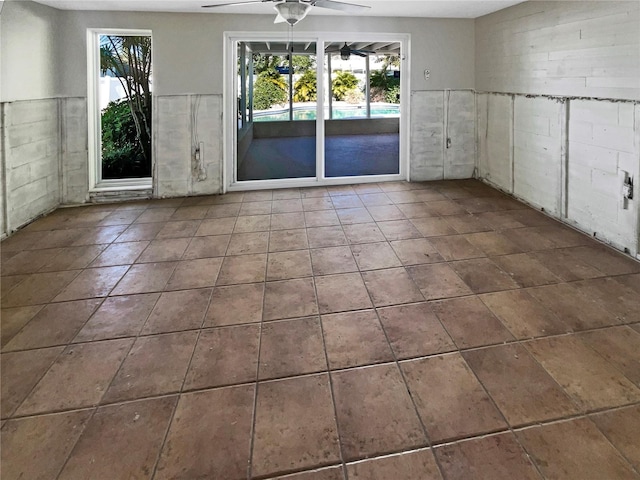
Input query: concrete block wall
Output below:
<box><xmin>410</xmin><ymin>90</ymin><xmax>475</xmax><ymax>181</ymax></box>
<box><xmin>476</xmin><ymin>93</ymin><xmax>513</xmax><ymax>192</ymax></box>
<box><xmin>567</xmin><ymin>101</ymin><xmax>639</xmax><ymax>252</ymax></box>
<box><xmin>155</xmin><ymin>94</ymin><xmax>223</xmax><ymax>198</ymax></box>
<box><xmin>60</xmin><ymin>97</ymin><xmax>89</xmax><ymax>204</ymax></box>
<box><xmin>1</xmin><ymin>99</ymin><xmax>61</xmax><ymax>233</ymax></box>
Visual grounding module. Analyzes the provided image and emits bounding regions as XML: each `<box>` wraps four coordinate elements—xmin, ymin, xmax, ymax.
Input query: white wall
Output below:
<box><xmin>476</xmin><ymin>1</ymin><xmax>640</xmax><ymax>100</ymax></box>
<box><xmin>476</xmin><ymin>1</ymin><xmax>640</xmax><ymax>256</ymax></box>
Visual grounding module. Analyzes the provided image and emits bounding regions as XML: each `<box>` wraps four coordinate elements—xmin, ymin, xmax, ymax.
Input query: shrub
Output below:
<box><xmin>385</xmin><ymin>85</ymin><xmax>401</xmax><ymax>104</ymax></box>
<box><xmin>343</xmin><ymin>88</ymin><xmax>364</xmax><ymax>104</ymax></box>
<box><xmin>332</xmin><ymin>70</ymin><xmax>359</xmax><ymax>101</ymax></box>
<box><xmin>101</xmin><ymin>96</ymin><xmax>150</xmax><ymax>179</ymax></box>
<box><xmin>253</xmin><ymin>71</ymin><xmax>287</xmax><ymax>110</ymax></box>
<box><xmin>293</xmin><ymin>70</ymin><xmax>317</xmax><ymax>102</ymax></box>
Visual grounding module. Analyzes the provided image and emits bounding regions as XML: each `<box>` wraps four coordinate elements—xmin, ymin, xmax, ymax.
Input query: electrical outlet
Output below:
<box><xmin>446</xmin><ymin>138</ymin><xmax>452</xmax><ymax>148</ymax></box>
<box><xmin>424</xmin><ymin>69</ymin><xmax>430</xmax><ymax>80</ymax></box>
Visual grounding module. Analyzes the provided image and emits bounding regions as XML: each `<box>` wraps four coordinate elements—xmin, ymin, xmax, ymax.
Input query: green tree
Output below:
<box><xmin>293</xmin><ymin>70</ymin><xmax>317</xmax><ymax>102</ymax></box>
<box><xmin>253</xmin><ymin>71</ymin><xmax>287</xmax><ymax>110</ymax></box>
<box><xmin>100</xmin><ymin>35</ymin><xmax>152</xmax><ymax>178</ymax></box>
<box><xmin>332</xmin><ymin>70</ymin><xmax>359</xmax><ymax>101</ymax></box>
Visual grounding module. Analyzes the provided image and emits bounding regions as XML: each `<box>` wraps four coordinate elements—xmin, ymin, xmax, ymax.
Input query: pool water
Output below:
<box><xmin>254</xmin><ymin>105</ymin><xmax>400</xmax><ymax>122</ymax></box>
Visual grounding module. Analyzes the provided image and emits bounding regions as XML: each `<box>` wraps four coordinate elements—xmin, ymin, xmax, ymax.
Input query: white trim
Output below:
<box><xmin>223</xmin><ymin>31</ymin><xmax>410</xmax><ymax>192</ymax></box>
<box><xmin>87</xmin><ymin>28</ymin><xmax>154</xmax><ymax>192</ymax></box>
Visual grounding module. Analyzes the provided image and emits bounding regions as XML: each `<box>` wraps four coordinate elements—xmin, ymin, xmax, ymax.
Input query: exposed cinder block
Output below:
<box><xmin>61</xmin><ymin>97</ymin><xmax>88</xmax><ymax>204</ymax></box>
<box><xmin>444</xmin><ymin>90</ymin><xmax>475</xmax><ymax>179</ymax></box>
<box><xmin>410</xmin><ymin>91</ymin><xmax>444</xmax><ymax>181</ymax></box>
<box><xmin>476</xmin><ymin>93</ymin><xmax>513</xmax><ymax>192</ymax></box>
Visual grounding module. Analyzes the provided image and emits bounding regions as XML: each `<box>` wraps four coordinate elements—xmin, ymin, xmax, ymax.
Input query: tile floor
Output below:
<box><xmin>1</xmin><ymin>179</ymin><xmax>640</xmax><ymax>480</ymax></box>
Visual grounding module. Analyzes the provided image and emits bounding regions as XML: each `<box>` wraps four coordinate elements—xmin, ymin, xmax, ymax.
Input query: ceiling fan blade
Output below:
<box><xmin>202</xmin><ymin>0</ymin><xmax>269</xmax><ymax>8</ymax></box>
<box><xmin>312</xmin><ymin>0</ymin><xmax>370</xmax><ymax>13</ymax></box>
<box><xmin>351</xmin><ymin>50</ymin><xmax>367</xmax><ymax>57</ymax></box>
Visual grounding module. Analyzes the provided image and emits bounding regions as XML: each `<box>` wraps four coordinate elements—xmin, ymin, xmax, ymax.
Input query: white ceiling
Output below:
<box><xmin>33</xmin><ymin>0</ymin><xmax>525</xmax><ymax>18</ymax></box>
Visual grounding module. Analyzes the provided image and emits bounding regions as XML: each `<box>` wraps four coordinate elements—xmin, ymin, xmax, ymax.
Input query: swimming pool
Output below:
<box><xmin>254</xmin><ymin>104</ymin><xmax>400</xmax><ymax>122</ymax></box>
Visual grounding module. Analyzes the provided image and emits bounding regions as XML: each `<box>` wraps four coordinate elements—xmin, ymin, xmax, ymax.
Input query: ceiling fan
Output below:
<box><xmin>202</xmin><ymin>0</ymin><xmax>371</xmax><ymax>26</ymax></box>
<box><xmin>331</xmin><ymin>42</ymin><xmax>374</xmax><ymax>59</ymax></box>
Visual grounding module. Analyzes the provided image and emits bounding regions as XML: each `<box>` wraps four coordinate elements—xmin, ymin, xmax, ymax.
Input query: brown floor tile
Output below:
<box><xmin>435</xmin><ymin>432</ymin><xmax>542</xmax><ymax>480</ymax></box>
<box><xmin>141</xmin><ymin>288</ymin><xmax>211</xmax><ymax>334</ymax></box>
<box><xmin>490</xmin><ymin>253</ymin><xmax>560</xmax><ymax>287</ymax></box>
<box><xmin>206</xmin><ymin>203</ymin><xmax>241</xmax><ymax>218</ymax></box>
<box><xmin>259</xmin><ymin>317</ymin><xmax>326</xmax><ymax>379</ymax></box>
<box><xmin>164</xmin><ymin>257</ymin><xmax>223</xmax><ymax>290</ymax></box>
<box><xmin>517</xmin><ymin>418</ymin><xmax>638</xmax><ymax>480</ymax></box>
<box><xmin>361</xmin><ymin>193</ymin><xmax>393</xmax><ymax>206</ymax></box>
<box><xmin>407</xmin><ymin>263</ymin><xmax>472</xmax><ymax>300</ymax></box>
<box><xmin>182</xmin><ymin>234</ymin><xmax>230</xmax><ymax>259</ymax></box>
<box><xmin>233</xmin><ymin>214</ymin><xmax>271</xmax><ymax>233</ymax></box>
<box><xmin>135</xmin><ymin>207</ymin><xmax>177</xmax><ymax>223</ymax></box>
<box><xmin>1</xmin><ymin>410</ymin><xmax>92</xmax><ymax>480</ymax></box>
<box><xmin>0</xmin><ymin>275</ymin><xmax>28</xmax><ymax>302</ymax></box>
<box><xmin>272</xmin><ymin>199</ymin><xmax>303</xmax><ymax>213</ymax></box>
<box><xmin>1</xmin><ymin>248</ymin><xmax>62</xmax><ymax>275</ymax></box>
<box><xmin>450</xmin><ymin>258</ymin><xmax>519</xmax><ymax>294</ymax></box>
<box><xmin>268</xmin><ymin>466</ymin><xmax>345</xmax><ymax>480</ymax></box>
<box><xmin>351</xmin><ymin>242</ymin><xmax>402</xmax><ymax>271</ymax></box>
<box><xmin>445</xmin><ymin>213</ymin><xmax>491</xmax><ymax>234</ymax></box>
<box><xmin>315</xmin><ymin>273</ymin><xmax>373</xmax><ymax>314</ymax></box>
<box><xmin>239</xmin><ymin>201</ymin><xmax>273</xmax><ymax>216</ymax></box>
<box><xmin>74</xmin><ymin>293</ymin><xmax>160</xmax><ymax>342</ymax></box>
<box><xmin>311</xmin><ymin>246</ymin><xmax>358</xmax><ymax>275</ymax></box>
<box><xmin>136</xmin><ymin>238</ymin><xmax>190</xmax><ymax>263</ymax></box>
<box><xmin>170</xmin><ymin>205</ymin><xmax>209</xmax><ymax>221</ymax></box>
<box><xmin>243</xmin><ymin>191</ymin><xmax>273</xmax><ymax>202</ymax></box>
<box><xmin>361</xmin><ymin>267</ymin><xmax>424</xmax><ymax>307</ymax></box>
<box><xmin>72</xmin><ymin>225</ymin><xmax>128</xmax><ymax>246</ymax></box>
<box><xmin>332</xmin><ymin>364</ymin><xmax>426</xmax><ymax>460</ymax></box>
<box><xmin>269</xmin><ymin>229</ymin><xmax>309</xmax><ymax>252</ymax></box>
<box><xmin>401</xmin><ymin>354</ymin><xmax>506</xmax><ymax>442</ymax></box>
<box><xmin>102</xmin><ymin>331</ymin><xmax>198</xmax><ymax>403</ymax></box>
<box><xmin>54</xmin><ymin>266</ymin><xmax>129</xmax><ymax>301</ymax></box>
<box><xmin>464</xmin><ymin>232</ymin><xmax>523</xmax><ymax>256</ymax></box>
<box><xmin>377</xmin><ymin>220</ymin><xmax>423</xmax><ymax>241</ymax></box>
<box><xmin>273</xmin><ymin>189</ymin><xmax>301</xmax><ymax>200</ymax></box>
<box><xmin>572</xmin><ymin>277</ymin><xmax>640</xmax><ymax>322</ymax></box>
<box><xmin>463</xmin><ymin>344</ymin><xmax>578</xmax><ymax>426</ymax></box>
<box><xmin>307</xmin><ymin>226</ymin><xmax>348</xmax><ymax>248</ymax></box>
<box><xmin>615</xmin><ymin>273</ymin><xmax>640</xmax><ymax>294</ymax></box>
<box><xmin>396</xmin><ymin>202</ymin><xmax>436</xmax><ymax>219</ymax></box>
<box><xmin>2</xmin><ymin>270</ymin><xmax>80</xmax><ymax>307</ymax></box>
<box><xmin>17</xmin><ymin>339</ymin><xmax>132</xmax><ymax>415</ymax></box>
<box><xmin>525</xmin><ymin>336</ymin><xmax>640</xmax><ymax>411</ymax></box>
<box><xmin>263</xmin><ymin>277</ymin><xmax>318</xmax><ymax>320</ymax></box>
<box><xmin>535</xmin><ymin>224</ymin><xmax>592</xmax><ymax>247</ymax></box>
<box><xmin>424</xmin><ymin>200</ymin><xmax>467</xmax><ymax>217</ymax></box>
<box><xmin>331</xmin><ymin>195</ymin><xmax>364</xmax><ymax>208</ymax></box>
<box><xmin>501</xmin><ymin>227</ymin><xmax>558</xmax><ymax>252</ymax></box>
<box><xmin>184</xmin><ymin>325</ymin><xmax>259</xmax><ymax>390</ymax></box>
<box><xmin>377</xmin><ymin>302</ymin><xmax>455</xmax><ymax>359</ymax></box>
<box><xmin>410</xmin><ymin>217</ymin><xmax>457</xmax><ymax>237</ymax></box>
<box><xmin>40</xmin><ymin>245</ymin><xmax>106</xmax><ymax>272</ymax></box>
<box><xmin>302</xmin><ymin>197</ymin><xmax>334</xmax><ymax>212</ymax></box>
<box><xmin>205</xmin><ymin>283</ymin><xmax>264</xmax><ymax>326</ymax></box>
<box><xmin>347</xmin><ymin>449</ymin><xmax>442</xmax><ymax>480</ymax></box>
<box><xmin>3</xmin><ymin>299</ymin><xmax>101</xmax><ymax>351</ymax></box>
<box><xmin>336</xmin><ymin>207</ymin><xmax>374</xmax><ymax>225</ymax></box>
<box><xmin>155</xmin><ymin>385</ymin><xmax>254</xmax><ymax>480</ymax></box>
<box><xmin>527</xmin><ymin>283</ymin><xmax>618</xmax><ymax>331</ymax></box>
<box><xmin>591</xmin><ymin>405</ymin><xmax>640</xmax><ymax>471</ymax></box>
<box><xmin>479</xmin><ymin>290</ymin><xmax>568</xmax><ymax>339</ymax></box>
<box><xmin>366</xmin><ymin>205</ymin><xmax>406</xmax><ymax>222</ymax></box>
<box><xmin>90</xmin><ymin>241</ymin><xmax>148</xmax><ymax>267</ymax></box>
<box><xmin>425</xmin><ymin>296</ymin><xmax>508</xmax><ymax>351</ymax></box>
<box><xmin>226</xmin><ymin>231</ymin><xmax>270</xmax><ymax>255</ymax></box>
<box><xmin>579</xmin><ymin>326</ymin><xmax>640</xmax><ymax>386</ymax></box>
<box><xmin>271</xmin><ymin>212</ymin><xmax>306</xmax><ymax>230</ymax></box>
<box><xmin>342</xmin><ymin>223</ymin><xmax>386</xmax><ymax>244</ymax></box>
<box><xmin>156</xmin><ymin>220</ymin><xmax>201</xmax><ymax>238</ymax></box>
<box><xmin>195</xmin><ymin>217</ymin><xmax>237</xmax><ymax>236</ymax></box>
<box><xmin>267</xmin><ymin>250</ymin><xmax>313</xmax><ymax>280</ymax></box>
<box><xmin>111</xmin><ymin>262</ymin><xmax>177</xmax><ymax>295</ymax></box>
<box><xmin>321</xmin><ymin>310</ymin><xmax>394</xmax><ymax>369</ymax></box>
<box><xmin>115</xmin><ymin>223</ymin><xmax>164</xmax><ymax>242</ymax></box>
<box><xmin>1</xmin><ymin>346</ymin><xmax>63</xmax><ymax>418</ymax></box>
<box><xmin>531</xmin><ymin>248</ymin><xmax>604</xmax><ymax>281</ymax></box>
<box><xmin>567</xmin><ymin>245</ymin><xmax>640</xmax><ymax>275</ymax></box>
<box><xmin>429</xmin><ymin>235</ymin><xmax>485</xmax><ymax>261</ymax></box>
<box><xmin>252</xmin><ymin>374</ymin><xmax>340</xmax><ymax>477</ymax></box>
<box><xmin>304</xmin><ymin>210</ymin><xmax>340</xmax><ymax>227</ymax></box>
<box><xmin>389</xmin><ymin>238</ymin><xmax>443</xmax><ymax>266</ymax></box>
<box><xmin>216</xmin><ymin>254</ymin><xmax>267</xmax><ymax>285</ymax></box>
<box><xmin>0</xmin><ymin>305</ymin><xmax>43</xmax><ymax>347</ymax></box>
<box><xmin>386</xmin><ymin>191</ymin><xmax>422</xmax><ymax>204</ymax></box>
<box><xmin>58</xmin><ymin>396</ymin><xmax>177</xmax><ymax>480</ymax></box>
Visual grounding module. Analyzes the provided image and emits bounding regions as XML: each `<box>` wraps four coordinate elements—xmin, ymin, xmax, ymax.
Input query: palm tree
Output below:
<box><xmin>100</xmin><ymin>35</ymin><xmax>152</xmax><ymax>169</ymax></box>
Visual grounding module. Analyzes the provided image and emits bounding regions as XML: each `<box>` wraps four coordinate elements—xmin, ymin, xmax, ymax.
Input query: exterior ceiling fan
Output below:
<box><xmin>202</xmin><ymin>0</ymin><xmax>370</xmax><ymax>25</ymax></box>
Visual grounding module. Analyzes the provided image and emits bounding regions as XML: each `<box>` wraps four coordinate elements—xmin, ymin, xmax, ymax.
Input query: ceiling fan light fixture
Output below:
<box><xmin>340</xmin><ymin>42</ymin><xmax>350</xmax><ymax>60</ymax></box>
<box><xmin>273</xmin><ymin>1</ymin><xmax>311</xmax><ymax>26</ymax></box>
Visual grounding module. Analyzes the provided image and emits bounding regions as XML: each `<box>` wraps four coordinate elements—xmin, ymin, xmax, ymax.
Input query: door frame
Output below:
<box><xmin>87</xmin><ymin>28</ymin><xmax>154</xmax><ymax>192</ymax></box>
<box><xmin>223</xmin><ymin>31</ymin><xmax>411</xmax><ymax>192</ymax></box>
